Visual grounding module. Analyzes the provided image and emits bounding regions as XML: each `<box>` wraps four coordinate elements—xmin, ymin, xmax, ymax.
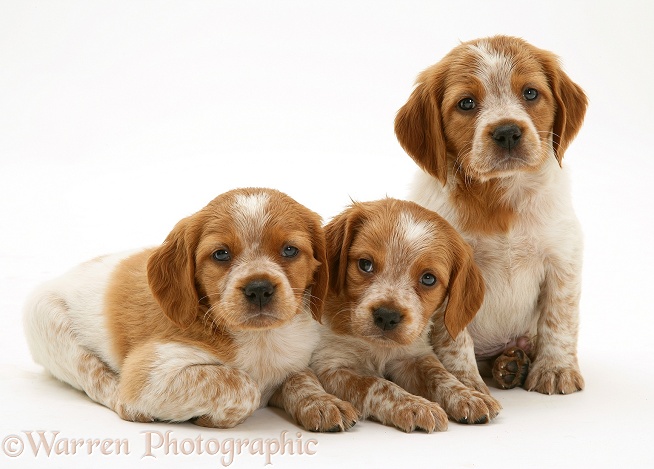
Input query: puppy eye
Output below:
<box><xmin>282</xmin><ymin>245</ymin><xmax>299</xmax><ymax>258</ymax></box>
<box><xmin>523</xmin><ymin>88</ymin><xmax>539</xmax><ymax>101</ymax></box>
<box><xmin>358</xmin><ymin>259</ymin><xmax>374</xmax><ymax>273</ymax></box>
<box><xmin>458</xmin><ymin>97</ymin><xmax>476</xmax><ymax>111</ymax></box>
<box><xmin>212</xmin><ymin>249</ymin><xmax>231</xmax><ymax>262</ymax></box>
<box><xmin>420</xmin><ymin>273</ymin><xmax>437</xmax><ymax>286</ymax></box>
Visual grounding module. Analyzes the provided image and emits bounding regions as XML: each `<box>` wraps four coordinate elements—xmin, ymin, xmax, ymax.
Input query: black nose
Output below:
<box><xmin>492</xmin><ymin>124</ymin><xmax>522</xmax><ymax>150</ymax></box>
<box><xmin>243</xmin><ymin>280</ymin><xmax>275</xmax><ymax>307</ymax></box>
<box><xmin>372</xmin><ymin>307</ymin><xmax>402</xmax><ymax>331</ymax></box>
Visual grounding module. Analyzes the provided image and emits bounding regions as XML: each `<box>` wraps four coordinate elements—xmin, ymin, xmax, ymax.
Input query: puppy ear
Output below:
<box><xmin>324</xmin><ymin>205</ymin><xmax>361</xmax><ymax>296</ymax></box>
<box><xmin>308</xmin><ymin>217</ymin><xmax>329</xmax><ymax>322</ymax></box>
<box><xmin>147</xmin><ymin>216</ymin><xmax>201</xmax><ymax>330</ymax></box>
<box><xmin>542</xmin><ymin>53</ymin><xmax>588</xmax><ymax>164</ymax></box>
<box><xmin>443</xmin><ymin>240</ymin><xmax>485</xmax><ymax>339</ymax></box>
<box><xmin>395</xmin><ymin>70</ymin><xmax>448</xmax><ymax>185</ymax></box>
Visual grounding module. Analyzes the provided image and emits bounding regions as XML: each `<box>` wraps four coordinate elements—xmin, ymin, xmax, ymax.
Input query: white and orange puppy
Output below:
<box><xmin>24</xmin><ymin>188</ymin><xmax>358</xmax><ymax>431</ymax></box>
<box><xmin>310</xmin><ymin>199</ymin><xmax>501</xmax><ymax>433</ymax></box>
<box><xmin>395</xmin><ymin>35</ymin><xmax>588</xmax><ymax>394</ymax></box>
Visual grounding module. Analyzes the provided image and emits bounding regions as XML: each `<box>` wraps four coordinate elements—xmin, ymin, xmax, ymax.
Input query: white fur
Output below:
<box><xmin>24</xmin><ymin>251</ymin><xmax>139</xmax><ymax>375</ymax></box>
<box><xmin>397</xmin><ymin>211</ymin><xmax>433</xmax><ymax>247</ymax></box>
<box><xmin>469</xmin><ymin>42</ymin><xmax>512</xmax><ymax>89</ymax></box>
<box><xmin>232</xmin><ymin>313</ymin><xmax>319</xmax><ymax>405</ymax></box>
<box><xmin>231</xmin><ymin>192</ymin><xmax>270</xmax><ymax>245</ymax></box>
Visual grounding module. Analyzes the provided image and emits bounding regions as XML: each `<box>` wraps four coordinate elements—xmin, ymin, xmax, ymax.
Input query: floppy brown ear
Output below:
<box><xmin>324</xmin><ymin>205</ymin><xmax>362</xmax><ymax>295</ymax></box>
<box><xmin>540</xmin><ymin>52</ymin><xmax>588</xmax><ymax>164</ymax></box>
<box><xmin>394</xmin><ymin>69</ymin><xmax>449</xmax><ymax>185</ymax></box>
<box><xmin>308</xmin><ymin>217</ymin><xmax>329</xmax><ymax>322</ymax></box>
<box><xmin>147</xmin><ymin>216</ymin><xmax>201</xmax><ymax>330</ymax></box>
<box><xmin>443</xmin><ymin>241</ymin><xmax>485</xmax><ymax>339</ymax></box>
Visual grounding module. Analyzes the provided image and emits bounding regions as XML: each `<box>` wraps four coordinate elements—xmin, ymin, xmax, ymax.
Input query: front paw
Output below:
<box><xmin>441</xmin><ymin>389</ymin><xmax>499</xmax><ymax>424</ymax></box>
<box><xmin>524</xmin><ymin>361</ymin><xmax>584</xmax><ymax>395</ymax></box>
<box><xmin>381</xmin><ymin>395</ymin><xmax>448</xmax><ymax>433</ymax></box>
<box><xmin>294</xmin><ymin>394</ymin><xmax>359</xmax><ymax>432</ymax></box>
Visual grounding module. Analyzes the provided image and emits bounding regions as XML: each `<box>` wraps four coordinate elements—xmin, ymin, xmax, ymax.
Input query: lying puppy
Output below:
<box><xmin>395</xmin><ymin>35</ymin><xmax>588</xmax><ymax>394</ymax></box>
<box><xmin>24</xmin><ymin>188</ymin><xmax>357</xmax><ymax>431</ymax></box>
<box><xmin>310</xmin><ymin>198</ymin><xmax>501</xmax><ymax>433</ymax></box>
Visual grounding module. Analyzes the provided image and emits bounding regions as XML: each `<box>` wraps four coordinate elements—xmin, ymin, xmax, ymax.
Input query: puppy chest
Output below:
<box><xmin>231</xmin><ymin>318</ymin><xmax>319</xmax><ymax>402</ymax></box>
<box><xmin>469</xmin><ymin>232</ymin><xmax>544</xmax><ymax>336</ymax></box>
<box><xmin>473</xmin><ymin>231</ymin><xmax>545</xmax><ymax>283</ymax></box>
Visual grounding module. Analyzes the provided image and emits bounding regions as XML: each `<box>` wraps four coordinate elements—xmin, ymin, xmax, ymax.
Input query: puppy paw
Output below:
<box><xmin>492</xmin><ymin>347</ymin><xmax>531</xmax><ymax>390</ymax></box>
<box><xmin>192</xmin><ymin>390</ymin><xmax>261</xmax><ymax>429</ymax></box>
<box><xmin>476</xmin><ymin>391</ymin><xmax>502</xmax><ymax>420</ymax></box>
<box><xmin>382</xmin><ymin>395</ymin><xmax>448</xmax><ymax>433</ymax></box>
<box><xmin>524</xmin><ymin>362</ymin><xmax>584</xmax><ymax>395</ymax></box>
<box><xmin>294</xmin><ymin>394</ymin><xmax>359</xmax><ymax>432</ymax></box>
<box><xmin>441</xmin><ymin>389</ymin><xmax>497</xmax><ymax>424</ymax></box>
<box><xmin>192</xmin><ymin>376</ymin><xmax>261</xmax><ymax>428</ymax></box>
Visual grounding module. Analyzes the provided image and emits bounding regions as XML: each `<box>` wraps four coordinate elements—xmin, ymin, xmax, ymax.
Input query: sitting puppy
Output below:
<box><xmin>24</xmin><ymin>188</ymin><xmax>358</xmax><ymax>431</ymax></box>
<box><xmin>395</xmin><ymin>35</ymin><xmax>587</xmax><ymax>394</ymax></box>
<box><xmin>310</xmin><ymin>198</ymin><xmax>501</xmax><ymax>433</ymax></box>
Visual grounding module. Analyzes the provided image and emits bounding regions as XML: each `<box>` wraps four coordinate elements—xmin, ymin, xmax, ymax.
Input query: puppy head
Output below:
<box><xmin>324</xmin><ymin>198</ymin><xmax>484</xmax><ymax>345</ymax></box>
<box><xmin>395</xmin><ymin>35</ymin><xmax>587</xmax><ymax>183</ymax></box>
<box><xmin>147</xmin><ymin>188</ymin><xmax>328</xmax><ymax>331</ymax></box>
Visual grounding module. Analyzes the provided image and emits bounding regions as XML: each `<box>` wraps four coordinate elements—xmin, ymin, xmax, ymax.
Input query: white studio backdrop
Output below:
<box><xmin>1</xmin><ymin>1</ymin><xmax>653</xmax><ymax>468</ymax></box>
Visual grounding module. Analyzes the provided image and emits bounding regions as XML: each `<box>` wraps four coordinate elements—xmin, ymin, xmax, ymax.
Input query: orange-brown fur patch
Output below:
<box><xmin>105</xmin><ymin>249</ymin><xmax>238</xmax><ymax>366</ymax></box>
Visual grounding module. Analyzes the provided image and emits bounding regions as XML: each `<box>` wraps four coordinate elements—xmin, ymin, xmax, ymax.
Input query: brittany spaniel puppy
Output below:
<box><xmin>395</xmin><ymin>35</ymin><xmax>588</xmax><ymax>394</ymax></box>
<box><xmin>310</xmin><ymin>199</ymin><xmax>501</xmax><ymax>433</ymax></box>
<box><xmin>24</xmin><ymin>188</ymin><xmax>358</xmax><ymax>431</ymax></box>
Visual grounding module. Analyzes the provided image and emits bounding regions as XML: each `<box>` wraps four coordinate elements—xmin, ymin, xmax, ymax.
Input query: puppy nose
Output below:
<box><xmin>243</xmin><ymin>280</ymin><xmax>275</xmax><ymax>307</ymax></box>
<box><xmin>493</xmin><ymin>124</ymin><xmax>521</xmax><ymax>149</ymax></box>
<box><xmin>372</xmin><ymin>307</ymin><xmax>402</xmax><ymax>331</ymax></box>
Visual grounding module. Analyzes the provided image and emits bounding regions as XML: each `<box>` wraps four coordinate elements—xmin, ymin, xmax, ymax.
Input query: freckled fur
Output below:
<box><xmin>395</xmin><ymin>35</ymin><xmax>587</xmax><ymax>394</ymax></box>
<box><xmin>311</xmin><ymin>199</ymin><xmax>500</xmax><ymax>432</ymax></box>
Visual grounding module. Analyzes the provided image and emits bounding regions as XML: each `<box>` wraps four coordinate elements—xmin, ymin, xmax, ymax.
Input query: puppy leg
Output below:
<box><xmin>23</xmin><ymin>292</ymin><xmax>120</xmax><ymax>412</ymax></box>
<box><xmin>526</xmin><ymin>262</ymin><xmax>584</xmax><ymax>395</ymax></box>
<box><xmin>317</xmin><ymin>368</ymin><xmax>447</xmax><ymax>433</ymax></box>
<box><xmin>118</xmin><ymin>341</ymin><xmax>260</xmax><ymax>427</ymax></box>
<box><xmin>389</xmin><ymin>353</ymin><xmax>501</xmax><ymax>424</ymax></box>
<box><xmin>269</xmin><ymin>368</ymin><xmax>358</xmax><ymax>432</ymax></box>
<box><xmin>430</xmin><ymin>314</ymin><xmax>490</xmax><ymax>394</ymax></box>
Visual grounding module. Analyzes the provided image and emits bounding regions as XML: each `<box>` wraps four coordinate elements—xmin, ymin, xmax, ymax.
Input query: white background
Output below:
<box><xmin>2</xmin><ymin>1</ymin><xmax>653</xmax><ymax>468</ymax></box>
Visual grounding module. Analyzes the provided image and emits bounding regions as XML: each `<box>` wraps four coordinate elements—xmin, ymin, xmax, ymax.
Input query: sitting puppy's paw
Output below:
<box><xmin>492</xmin><ymin>347</ymin><xmax>530</xmax><ymax>390</ymax></box>
<box><xmin>524</xmin><ymin>361</ymin><xmax>584</xmax><ymax>395</ymax></box>
<box><xmin>294</xmin><ymin>394</ymin><xmax>359</xmax><ymax>432</ymax></box>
